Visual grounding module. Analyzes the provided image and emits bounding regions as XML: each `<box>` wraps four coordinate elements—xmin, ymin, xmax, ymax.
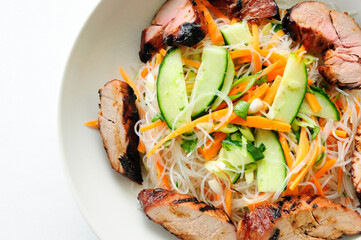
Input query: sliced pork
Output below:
<box><xmin>138</xmin><ymin>188</ymin><xmax>237</xmax><ymax>240</ymax></box>
<box><xmin>98</xmin><ymin>80</ymin><xmax>142</xmax><ymax>184</ymax></box>
<box><xmin>238</xmin><ymin>195</ymin><xmax>361</xmax><ymax>240</ymax></box>
<box><xmin>352</xmin><ymin>125</ymin><xmax>361</xmax><ymax>202</ymax></box>
<box><xmin>282</xmin><ymin>1</ymin><xmax>339</xmax><ymax>52</ymax></box>
<box><xmin>283</xmin><ymin>1</ymin><xmax>361</xmax><ymax>89</ymax></box>
<box><xmin>209</xmin><ymin>0</ymin><xmax>279</xmax><ymax>22</ymax></box>
<box><xmin>139</xmin><ymin>0</ymin><xmax>206</xmax><ymax>62</ymax></box>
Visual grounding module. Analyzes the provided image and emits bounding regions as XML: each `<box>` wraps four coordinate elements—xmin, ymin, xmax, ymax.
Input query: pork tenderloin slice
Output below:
<box><xmin>238</xmin><ymin>195</ymin><xmax>361</xmax><ymax>240</ymax></box>
<box><xmin>138</xmin><ymin>188</ymin><xmax>237</xmax><ymax>240</ymax></box>
<box><xmin>139</xmin><ymin>0</ymin><xmax>206</xmax><ymax>63</ymax></box>
<box><xmin>98</xmin><ymin>80</ymin><xmax>142</xmax><ymax>183</ymax></box>
<box><xmin>319</xmin><ymin>49</ymin><xmax>361</xmax><ymax>89</ymax></box>
<box><xmin>282</xmin><ymin>1</ymin><xmax>340</xmax><ymax>52</ymax></box>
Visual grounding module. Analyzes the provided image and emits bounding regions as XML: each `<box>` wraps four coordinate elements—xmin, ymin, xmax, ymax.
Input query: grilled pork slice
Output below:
<box><xmin>352</xmin><ymin>125</ymin><xmax>361</xmax><ymax>202</ymax></box>
<box><xmin>283</xmin><ymin>1</ymin><xmax>361</xmax><ymax>89</ymax></box>
<box><xmin>139</xmin><ymin>0</ymin><xmax>206</xmax><ymax>62</ymax></box>
<box><xmin>209</xmin><ymin>0</ymin><xmax>279</xmax><ymax>22</ymax></box>
<box><xmin>238</xmin><ymin>195</ymin><xmax>361</xmax><ymax>240</ymax></box>
<box><xmin>282</xmin><ymin>1</ymin><xmax>339</xmax><ymax>52</ymax></box>
<box><xmin>138</xmin><ymin>188</ymin><xmax>237</xmax><ymax>240</ymax></box>
<box><xmin>98</xmin><ymin>80</ymin><xmax>142</xmax><ymax>184</ymax></box>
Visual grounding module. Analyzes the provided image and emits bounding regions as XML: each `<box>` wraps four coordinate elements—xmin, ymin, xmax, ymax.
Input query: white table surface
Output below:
<box><xmin>0</xmin><ymin>1</ymin><xmax>100</xmax><ymax>239</ymax></box>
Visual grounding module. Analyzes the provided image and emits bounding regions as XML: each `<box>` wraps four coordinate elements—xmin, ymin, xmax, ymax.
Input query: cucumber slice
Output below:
<box><xmin>190</xmin><ymin>46</ymin><xmax>228</xmax><ymax>118</ymax></box>
<box><xmin>245</xmin><ymin>170</ymin><xmax>254</xmax><ymax>185</ymax></box>
<box><xmin>157</xmin><ymin>48</ymin><xmax>190</xmax><ymax>129</ymax></box>
<box><xmin>219</xmin><ymin>124</ymin><xmax>239</xmax><ymax>133</ymax></box>
<box><xmin>221</xmin><ymin>21</ymin><xmax>253</xmax><ymax>46</ymax></box>
<box><xmin>239</xmin><ymin>126</ymin><xmax>254</xmax><ymax>141</ymax></box>
<box><xmin>299</xmin><ymin>90</ymin><xmax>340</xmax><ymax>121</ymax></box>
<box><xmin>204</xmin><ymin>160</ymin><xmax>241</xmax><ymax>184</ymax></box>
<box><xmin>219</xmin><ymin>143</ymin><xmax>256</xmax><ymax>166</ymax></box>
<box><xmin>211</xmin><ymin>54</ymin><xmax>235</xmax><ymax>110</ymax></box>
<box><xmin>255</xmin><ymin>130</ymin><xmax>286</xmax><ymax>193</ymax></box>
<box><xmin>271</xmin><ymin>53</ymin><xmax>308</xmax><ymax>124</ymax></box>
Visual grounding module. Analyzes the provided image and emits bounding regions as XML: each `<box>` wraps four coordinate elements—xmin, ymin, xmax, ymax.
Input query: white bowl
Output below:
<box><xmin>59</xmin><ymin>0</ymin><xmax>361</xmax><ymax>239</ymax></box>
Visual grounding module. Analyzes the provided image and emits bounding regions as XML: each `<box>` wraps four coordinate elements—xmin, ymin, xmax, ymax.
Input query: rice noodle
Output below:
<box><xmin>131</xmin><ymin>5</ymin><xmax>361</xmax><ymax>224</ymax></box>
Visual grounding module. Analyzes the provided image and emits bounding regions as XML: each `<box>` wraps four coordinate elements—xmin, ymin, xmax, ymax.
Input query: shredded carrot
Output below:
<box><xmin>140</xmin><ymin>120</ymin><xmax>167</xmax><ymax>132</ymax></box>
<box><xmin>225</xmin><ymin>188</ymin><xmax>232</xmax><ymax>215</ymax></box>
<box><xmin>257</xmin><ymin>50</ymin><xmax>288</xmax><ymax>65</ymax></box>
<box><xmin>140</xmin><ymin>68</ymin><xmax>149</xmax><ymax>79</ymax></box>
<box><xmin>155</xmin><ymin>53</ymin><xmax>162</xmax><ymax>66</ymax></box>
<box><xmin>186</xmin><ymin>83</ymin><xmax>194</xmax><ymax>89</ymax></box>
<box><xmin>210</xmin><ymin>113</ymin><xmax>238</xmax><ymax>133</ymax></box>
<box><xmin>194</xmin><ymin>0</ymin><xmax>224</xmax><ymax>44</ymax></box>
<box><xmin>356</xmin><ymin>95</ymin><xmax>361</xmax><ymax>115</ymax></box>
<box><xmin>289</xmin><ymin>144</ymin><xmax>320</xmax><ymax>191</ymax></box>
<box><xmin>198</xmin><ymin>132</ymin><xmax>227</xmax><ymax>160</ymax></box>
<box><xmin>230</xmin><ymin>49</ymin><xmax>252</xmax><ymax>59</ymax></box>
<box><xmin>137</xmin><ymin>141</ymin><xmax>146</xmax><ymax>153</ymax></box>
<box><xmin>335</xmin><ymin>130</ymin><xmax>348</xmax><ymax>138</ymax></box>
<box><xmin>228</xmin><ymin>81</ymin><xmax>250</xmax><ymax>97</ymax></box>
<box><xmin>295</xmin><ymin>45</ymin><xmax>306</xmax><ymax>62</ymax></box>
<box><xmin>263</xmin><ymin>76</ymin><xmax>282</xmax><ymax>105</ymax></box>
<box><xmin>147</xmin><ymin>109</ymin><xmax>230</xmax><ymax>157</ymax></box>
<box><xmin>252</xmin><ymin>51</ymin><xmax>262</xmax><ymax>74</ymax></box>
<box><xmin>202</xmin><ymin>0</ymin><xmax>231</xmax><ymax>24</ymax></box>
<box><xmin>267</xmin><ymin>67</ymin><xmax>284</xmax><ymax>82</ymax></box>
<box><xmin>247</xmin><ymin>194</ymin><xmax>270</xmax><ymax>211</ymax></box>
<box><xmin>252</xmin><ymin>23</ymin><xmax>259</xmax><ymax>49</ymax></box>
<box><xmin>119</xmin><ymin>66</ymin><xmax>141</xmax><ymax>100</ymax></box>
<box><xmin>305</xmin><ymin>92</ymin><xmax>322</xmax><ymax>113</ymax></box>
<box><xmin>230</xmin><ymin>116</ymin><xmax>291</xmax><ymax>132</ymax></box>
<box><xmin>236</xmin><ymin>56</ymin><xmax>253</xmax><ymax>64</ymax></box>
<box><xmin>84</xmin><ymin>120</ymin><xmax>99</xmax><ymax>128</ymax></box>
<box><xmin>267</xmin><ymin>30</ymin><xmax>285</xmax><ymax>50</ymax></box>
<box><xmin>279</xmin><ymin>134</ymin><xmax>293</xmax><ymax>169</ymax></box>
<box><xmin>314</xmin><ymin>158</ymin><xmax>337</xmax><ymax>179</ymax></box>
<box><xmin>337</xmin><ymin>167</ymin><xmax>343</xmax><ymax>194</ymax></box>
<box><xmin>258</xmin><ymin>60</ymin><xmax>284</xmax><ymax>80</ymax></box>
<box><xmin>307</xmin><ymin>79</ymin><xmax>313</xmax><ymax>85</ymax></box>
<box><xmin>245</xmin><ymin>83</ymin><xmax>269</xmax><ymax>103</ymax></box>
<box><xmin>159</xmin><ymin>48</ymin><xmax>167</xmax><ymax>56</ymax></box>
<box><xmin>294</xmin><ymin>127</ymin><xmax>310</xmax><ymax>167</ymax></box>
<box><xmin>230</xmin><ymin>18</ymin><xmax>238</xmax><ymax>24</ymax></box>
<box><xmin>183</xmin><ymin>58</ymin><xmax>201</xmax><ymax>69</ymax></box>
<box><xmin>314</xmin><ymin>178</ymin><xmax>324</xmax><ymax>196</ymax></box>
<box><xmin>155</xmin><ymin>155</ymin><xmax>171</xmax><ymax>189</ymax></box>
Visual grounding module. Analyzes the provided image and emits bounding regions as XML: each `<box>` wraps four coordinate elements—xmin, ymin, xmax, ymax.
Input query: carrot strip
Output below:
<box><xmin>155</xmin><ymin>53</ymin><xmax>162</xmax><ymax>66</ymax></box>
<box><xmin>199</xmin><ymin>132</ymin><xmax>227</xmax><ymax>160</ymax></box>
<box><xmin>119</xmin><ymin>66</ymin><xmax>141</xmax><ymax>100</ymax></box>
<box><xmin>147</xmin><ymin>109</ymin><xmax>230</xmax><ymax>157</ymax></box>
<box><xmin>159</xmin><ymin>48</ymin><xmax>167</xmax><ymax>56</ymax></box>
<box><xmin>140</xmin><ymin>68</ymin><xmax>149</xmax><ymax>79</ymax></box>
<box><xmin>137</xmin><ymin>141</ymin><xmax>146</xmax><ymax>153</ymax></box>
<box><xmin>294</xmin><ymin>127</ymin><xmax>310</xmax><ymax>167</ymax></box>
<box><xmin>257</xmin><ymin>50</ymin><xmax>288</xmax><ymax>65</ymax></box>
<box><xmin>194</xmin><ymin>0</ymin><xmax>224</xmax><ymax>44</ymax></box>
<box><xmin>267</xmin><ymin>67</ymin><xmax>284</xmax><ymax>82</ymax></box>
<box><xmin>279</xmin><ymin>134</ymin><xmax>293</xmax><ymax>169</ymax></box>
<box><xmin>263</xmin><ymin>76</ymin><xmax>282</xmax><ymax>105</ymax></box>
<box><xmin>186</xmin><ymin>83</ymin><xmax>194</xmax><ymax>89</ymax></box>
<box><xmin>314</xmin><ymin>178</ymin><xmax>324</xmax><ymax>196</ymax></box>
<box><xmin>337</xmin><ymin>167</ymin><xmax>343</xmax><ymax>194</ymax></box>
<box><xmin>252</xmin><ymin>23</ymin><xmax>259</xmax><ymax>49</ymax></box>
<box><xmin>356</xmin><ymin>95</ymin><xmax>361</xmax><ymax>115</ymax></box>
<box><xmin>156</xmin><ymin>155</ymin><xmax>171</xmax><ymax>189</ymax></box>
<box><xmin>307</xmin><ymin>79</ymin><xmax>313</xmax><ymax>85</ymax></box>
<box><xmin>295</xmin><ymin>45</ymin><xmax>306</xmax><ymax>61</ymax></box>
<box><xmin>245</xmin><ymin>83</ymin><xmax>269</xmax><ymax>103</ymax></box>
<box><xmin>335</xmin><ymin>130</ymin><xmax>348</xmax><ymax>138</ymax></box>
<box><xmin>84</xmin><ymin>120</ymin><xmax>99</xmax><ymax>128</ymax></box>
<box><xmin>202</xmin><ymin>0</ymin><xmax>231</xmax><ymax>24</ymax></box>
<box><xmin>230</xmin><ymin>18</ymin><xmax>238</xmax><ymax>24</ymax></box>
<box><xmin>211</xmin><ymin>113</ymin><xmax>238</xmax><ymax>133</ymax></box>
<box><xmin>305</xmin><ymin>92</ymin><xmax>322</xmax><ymax>113</ymax></box>
<box><xmin>225</xmin><ymin>188</ymin><xmax>232</xmax><ymax>215</ymax></box>
<box><xmin>140</xmin><ymin>120</ymin><xmax>167</xmax><ymax>132</ymax></box>
<box><xmin>258</xmin><ymin>60</ymin><xmax>284</xmax><ymax>80</ymax></box>
<box><xmin>230</xmin><ymin>116</ymin><xmax>291</xmax><ymax>132</ymax></box>
<box><xmin>314</xmin><ymin>158</ymin><xmax>337</xmax><ymax>179</ymax></box>
<box><xmin>230</xmin><ymin>49</ymin><xmax>252</xmax><ymax>59</ymax></box>
<box><xmin>289</xmin><ymin>144</ymin><xmax>320</xmax><ymax>191</ymax></box>
<box><xmin>267</xmin><ymin>30</ymin><xmax>285</xmax><ymax>50</ymax></box>
<box><xmin>236</xmin><ymin>56</ymin><xmax>253</xmax><ymax>64</ymax></box>
<box><xmin>183</xmin><ymin>58</ymin><xmax>201</xmax><ymax>69</ymax></box>
<box><xmin>228</xmin><ymin>81</ymin><xmax>250</xmax><ymax>97</ymax></box>
<box><xmin>252</xmin><ymin>51</ymin><xmax>262</xmax><ymax>74</ymax></box>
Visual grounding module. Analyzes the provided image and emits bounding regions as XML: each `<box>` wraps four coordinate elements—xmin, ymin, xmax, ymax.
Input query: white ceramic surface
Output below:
<box><xmin>59</xmin><ymin>0</ymin><xmax>361</xmax><ymax>239</ymax></box>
